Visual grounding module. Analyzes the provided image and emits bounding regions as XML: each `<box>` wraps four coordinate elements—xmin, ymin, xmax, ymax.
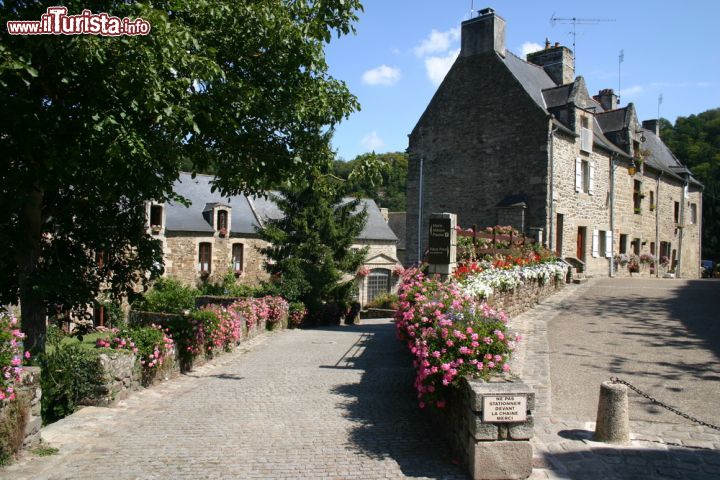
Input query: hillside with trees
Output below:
<box><xmin>661</xmin><ymin>108</ymin><xmax>720</xmax><ymax>261</ymax></box>
<box><xmin>333</xmin><ymin>151</ymin><xmax>408</xmax><ymax>211</ymax></box>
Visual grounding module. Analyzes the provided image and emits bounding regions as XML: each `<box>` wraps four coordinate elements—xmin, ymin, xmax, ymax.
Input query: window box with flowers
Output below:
<box><xmin>634</xmin><ymin>207</ymin><xmax>642</xmax><ymax>215</ymax></box>
<box><xmin>649</xmin><ymin>204</ymin><xmax>656</xmax><ymax>212</ymax></box>
<box><xmin>151</xmin><ymin>225</ymin><xmax>162</xmax><ymax>234</ymax></box>
<box><xmin>218</xmin><ymin>227</ymin><xmax>228</xmax><ymax>238</ymax></box>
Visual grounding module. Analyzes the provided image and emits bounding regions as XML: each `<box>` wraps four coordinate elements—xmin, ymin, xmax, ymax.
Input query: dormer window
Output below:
<box><xmin>150</xmin><ymin>205</ymin><xmax>163</xmax><ymax>234</ymax></box>
<box><xmin>198</xmin><ymin>242</ymin><xmax>212</xmax><ymax>274</ymax></box>
<box><xmin>217</xmin><ymin>210</ymin><xmax>228</xmax><ymax>236</ymax></box>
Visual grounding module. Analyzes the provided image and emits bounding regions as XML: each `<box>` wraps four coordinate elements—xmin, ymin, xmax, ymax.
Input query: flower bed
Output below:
<box><xmin>395</xmin><ymin>269</ymin><xmax>519</xmax><ymax>408</ymax></box>
<box><xmin>457</xmin><ymin>261</ymin><xmax>567</xmax><ymax>300</ymax></box>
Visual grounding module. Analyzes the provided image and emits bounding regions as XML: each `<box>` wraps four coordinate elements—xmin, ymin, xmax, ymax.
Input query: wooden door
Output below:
<box><xmin>556</xmin><ymin>214</ymin><xmax>564</xmax><ymax>256</ymax></box>
<box><xmin>576</xmin><ymin>227</ymin><xmax>586</xmax><ymax>260</ymax></box>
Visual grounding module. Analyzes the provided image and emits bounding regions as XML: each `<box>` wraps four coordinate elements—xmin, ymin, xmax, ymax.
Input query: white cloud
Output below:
<box><xmin>619</xmin><ymin>85</ymin><xmax>644</xmax><ymax>96</ymax></box>
<box><xmin>414</xmin><ymin>28</ymin><xmax>460</xmax><ymax>57</ymax></box>
<box><xmin>520</xmin><ymin>42</ymin><xmax>543</xmax><ymax>57</ymax></box>
<box><xmin>424</xmin><ymin>48</ymin><xmax>460</xmax><ymax>86</ymax></box>
<box><xmin>360</xmin><ymin>131</ymin><xmax>385</xmax><ymax>152</ymax></box>
<box><xmin>361</xmin><ymin>64</ymin><xmax>401</xmax><ymax>86</ymax></box>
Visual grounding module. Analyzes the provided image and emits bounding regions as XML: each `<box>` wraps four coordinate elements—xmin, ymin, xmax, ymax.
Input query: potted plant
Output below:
<box><xmin>650</xmin><ymin>204</ymin><xmax>656</xmax><ymax>212</ymax></box>
<box><xmin>151</xmin><ymin>225</ymin><xmax>162</xmax><ymax>234</ymax></box>
<box><xmin>634</xmin><ymin>207</ymin><xmax>642</xmax><ymax>214</ymax></box>
<box><xmin>218</xmin><ymin>227</ymin><xmax>228</xmax><ymax>238</ymax></box>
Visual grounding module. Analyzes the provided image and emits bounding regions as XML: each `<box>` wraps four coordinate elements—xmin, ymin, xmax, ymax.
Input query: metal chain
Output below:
<box><xmin>610</xmin><ymin>377</ymin><xmax>720</xmax><ymax>431</ymax></box>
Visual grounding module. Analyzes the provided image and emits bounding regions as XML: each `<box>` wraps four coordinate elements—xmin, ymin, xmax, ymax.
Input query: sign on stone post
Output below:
<box><xmin>428</xmin><ymin>212</ymin><xmax>457</xmax><ymax>277</ymax></box>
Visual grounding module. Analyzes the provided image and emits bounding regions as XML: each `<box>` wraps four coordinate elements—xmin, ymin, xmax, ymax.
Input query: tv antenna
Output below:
<box><xmin>550</xmin><ymin>14</ymin><xmax>616</xmax><ymax>61</ymax></box>
<box><xmin>657</xmin><ymin>93</ymin><xmax>663</xmax><ymax>120</ymax></box>
<box><xmin>618</xmin><ymin>49</ymin><xmax>624</xmax><ymax>104</ymax></box>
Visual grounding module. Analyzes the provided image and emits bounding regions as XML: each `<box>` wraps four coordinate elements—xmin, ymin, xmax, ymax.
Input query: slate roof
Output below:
<box><xmin>387</xmin><ymin>212</ymin><xmax>407</xmax><ymax>250</ymax></box>
<box><xmin>165</xmin><ymin>173</ymin><xmax>398</xmax><ymax>241</ymax></box>
<box><xmin>595</xmin><ymin>108</ymin><xmax>629</xmax><ymax>133</ymax></box>
<box><xmin>642</xmin><ymin>130</ymin><xmax>702</xmax><ymax>186</ymax></box>
<box><xmin>502</xmin><ymin>52</ymin><xmax>557</xmax><ymax>110</ymax></box>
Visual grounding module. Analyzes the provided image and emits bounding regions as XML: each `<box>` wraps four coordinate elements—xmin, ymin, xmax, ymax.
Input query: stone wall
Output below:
<box><xmin>87</xmin><ymin>351</ymin><xmax>143</xmax><ymax>407</ymax></box>
<box><xmin>163</xmin><ymin>233</ymin><xmax>270</xmax><ymax>287</ymax></box>
<box><xmin>484</xmin><ymin>277</ymin><xmax>565</xmax><ymax>319</ymax></box>
<box><xmin>432</xmin><ymin>377</ymin><xmax>534</xmax><ymax>480</ymax></box>
<box><xmin>406</xmin><ymin>50</ymin><xmax>550</xmax><ymax>266</ymax></box>
<box><xmin>0</xmin><ymin>367</ymin><xmax>41</xmax><ymax>462</ymax></box>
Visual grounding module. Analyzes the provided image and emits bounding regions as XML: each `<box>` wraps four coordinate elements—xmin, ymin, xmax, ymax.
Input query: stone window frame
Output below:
<box><xmin>366</xmin><ymin>268</ymin><xmax>391</xmax><ymax>304</ymax></box>
<box><xmin>619</xmin><ymin>234</ymin><xmax>628</xmax><ymax>254</ymax></box>
<box><xmin>198</xmin><ymin>242</ymin><xmax>212</xmax><ymax>274</ymax></box>
<box><xmin>689</xmin><ymin>203</ymin><xmax>697</xmax><ymax>225</ymax></box>
<box><xmin>149</xmin><ymin>204</ymin><xmax>163</xmax><ymax>228</ymax></box>
<box><xmin>217</xmin><ymin>210</ymin><xmax>228</xmax><ymax>231</ymax></box>
<box><xmin>231</xmin><ymin>242</ymin><xmax>244</xmax><ymax>275</ymax></box>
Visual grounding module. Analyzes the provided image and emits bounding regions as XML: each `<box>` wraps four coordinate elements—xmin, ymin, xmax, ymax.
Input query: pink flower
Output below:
<box><xmin>24</xmin><ymin>351</ymin><xmax>31</xmax><ymax>359</ymax></box>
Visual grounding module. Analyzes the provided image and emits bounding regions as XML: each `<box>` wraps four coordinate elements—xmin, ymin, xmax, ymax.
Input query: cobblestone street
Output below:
<box><xmin>510</xmin><ymin>278</ymin><xmax>720</xmax><ymax>479</ymax></box>
<box><xmin>3</xmin><ymin>321</ymin><xmax>466</xmax><ymax>479</ymax></box>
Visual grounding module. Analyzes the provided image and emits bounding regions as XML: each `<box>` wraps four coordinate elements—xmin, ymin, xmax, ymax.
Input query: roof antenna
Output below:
<box><xmin>657</xmin><ymin>93</ymin><xmax>663</xmax><ymax>120</ymax></box>
<box><xmin>550</xmin><ymin>14</ymin><xmax>615</xmax><ymax>63</ymax></box>
<box><xmin>618</xmin><ymin>49</ymin><xmax>624</xmax><ymax>105</ymax></box>
<box><xmin>470</xmin><ymin>0</ymin><xmax>475</xmax><ymax>19</ymax></box>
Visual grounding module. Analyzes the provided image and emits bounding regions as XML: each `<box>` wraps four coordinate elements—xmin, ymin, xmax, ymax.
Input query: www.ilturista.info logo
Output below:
<box><xmin>7</xmin><ymin>6</ymin><xmax>151</xmax><ymax>36</ymax></box>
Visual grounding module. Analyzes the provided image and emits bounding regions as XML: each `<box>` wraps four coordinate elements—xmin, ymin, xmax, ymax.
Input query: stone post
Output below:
<box><xmin>434</xmin><ymin>378</ymin><xmax>534</xmax><ymax>480</ymax></box>
<box><xmin>594</xmin><ymin>381</ymin><xmax>630</xmax><ymax>444</ymax></box>
<box><xmin>427</xmin><ymin>212</ymin><xmax>457</xmax><ymax>278</ymax></box>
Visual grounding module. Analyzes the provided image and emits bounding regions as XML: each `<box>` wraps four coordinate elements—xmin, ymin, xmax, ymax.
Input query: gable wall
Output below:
<box><xmin>406</xmin><ymin>52</ymin><xmax>550</xmax><ymax>265</ymax></box>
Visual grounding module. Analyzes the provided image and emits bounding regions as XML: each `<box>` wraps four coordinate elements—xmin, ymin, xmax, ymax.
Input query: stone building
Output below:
<box><xmin>406</xmin><ymin>8</ymin><xmax>702</xmax><ymax>278</ymax></box>
<box><xmin>146</xmin><ymin>173</ymin><xmax>401</xmax><ymax>305</ymax></box>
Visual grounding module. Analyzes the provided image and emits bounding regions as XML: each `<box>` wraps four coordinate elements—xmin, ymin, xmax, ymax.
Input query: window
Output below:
<box><xmin>217</xmin><ymin>210</ymin><xmax>228</xmax><ymax>231</ymax></box>
<box><xmin>660</xmin><ymin>241</ymin><xmax>671</xmax><ymax>259</ymax></box>
<box><xmin>592</xmin><ymin>230</ymin><xmax>612</xmax><ymax>258</ymax></box>
<box><xmin>232</xmin><ymin>243</ymin><xmax>244</xmax><ymax>274</ymax></box>
<box><xmin>150</xmin><ymin>205</ymin><xmax>163</xmax><ymax>227</ymax></box>
<box><xmin>619</xmin><ymin>234</ymin><xmax>628</xmax><ymax>254</ymax></box>
<box><xmin>575</xmin><ymin>158</ymin><xmax>593</xmax><ymax>194</ymax></box>
<box><xmin>650</xmin><ymin>242</ymin><xmax>656</xmax><ymax>255</ymax></box>
<box><xmin>632</xmin><ymin>238</ymin><xmax>640</xmax><ymax>255</ymax></box>
<box><xmin>633</xmin><ymin>180</ymin><xmax>642</xmax><ymax>213</ymax></box>
<box><xmin>367</xmin><ymin>268</ymin><xmax>390</xmax><ymax>303</ymax></box>
<box><xmin>674</xmin><ymin>201</ymin><xmax>680</xmax><ymax>223</ymax></box>
<box><xmin>580</xmin><ymin>117</ymin><xmax>593</xmax><ymax>153</ymax></box>
<box><xmin>690</xmin><ymin>203</ymin><xmax>697</xmax><ymax>224</ymax></box>
<box><xmin>198</xmin><ymin>242</ymin><xmax>212</xmax><ymax>273</ymax></box>
<box><xmin>649</xmin><ymin>191</ymin><xmax>655</xmax><ymax>210</ymax></box>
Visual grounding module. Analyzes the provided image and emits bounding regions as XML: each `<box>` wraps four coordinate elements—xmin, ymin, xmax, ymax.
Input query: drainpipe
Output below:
<box><xmin>655</xmin><ymin>171</ymin><xmax>662</xmax><ymax>278</ymax></box>
<box><xmin>548</xmin><ymin>116</ymin><xmax>559</xmax><ymax>253</ymax></box>
<box><xmin>677</xmin><ymin>176</ymin><xmax>688</xmax><ymax>278</ymax></box>
<box><xmin>609</xmin><ymin>153</ymin><xmax>617</xmax><ymax>277</ymax></box>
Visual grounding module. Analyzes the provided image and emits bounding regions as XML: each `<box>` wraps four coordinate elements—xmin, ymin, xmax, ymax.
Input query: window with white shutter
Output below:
<box><xmin>592</xmin><ymin>229</ymin><xmax>599</xmax><ymax>258</ymax></box>
<box><xmin>604</xmin><ymin>231</ymin><xmax>612</xmax><ymax>257</ymax></box>
<box><xmin>575</xmin><ymin>158</ymin><xmax>582</xmax><ymax>192</ymax></box>
<box><xmin>581</xmin><ymin>127</ymin><xmax>593</xmax><ymax>153</ymax></box>
<box><xmin>588</xmin><ymin>162</ymin><xmax>595</xmax><ymax>195</ymax></box>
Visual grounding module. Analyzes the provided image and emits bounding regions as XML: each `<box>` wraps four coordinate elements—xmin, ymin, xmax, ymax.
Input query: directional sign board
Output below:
<box><xmin>428</xmin><ymin>217</ymin><xmax>451</xmax><ymax>264</ymax></box>
<box><xmin>482</xmin><ymin>395</ymin><xmax>527</xmax><ymax>423</ymax></box>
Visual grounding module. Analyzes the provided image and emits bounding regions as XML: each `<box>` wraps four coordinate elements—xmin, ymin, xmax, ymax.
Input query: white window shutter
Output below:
<box><xmin>589</xmin><ymin>162</ymin><xmax>595</xmax><ymax>195</ymax></box>
<box><xmin>592</xmin><ymin>229</ymin><xmax>599</xmax><ymax>257</ymax></box>
<box><xmin>605</xmin><ymin>231</ymin><xmax>612</xmax><ymax>257</ymax></box>
<box><xmin>575</xmin><ymin>158</ymin><xmax>582</xmax><ymax>192</ymax></box>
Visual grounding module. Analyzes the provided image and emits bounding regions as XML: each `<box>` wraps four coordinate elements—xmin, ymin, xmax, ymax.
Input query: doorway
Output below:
<box><xmin>576</xmin><ymin>227</ymin><xmax>586</xmax><ymax>260</ymax></box>
<box><xmin>556</xmin><ymin>214</ymin><xmax>564</xmax><ymax>256</ymax></box>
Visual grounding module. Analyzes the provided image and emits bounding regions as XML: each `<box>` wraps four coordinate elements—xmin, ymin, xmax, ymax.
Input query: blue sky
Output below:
<box><xmin>325</xmin><ymin>0</ymin><xmax>720</xmax><ymax>160</ymax></box>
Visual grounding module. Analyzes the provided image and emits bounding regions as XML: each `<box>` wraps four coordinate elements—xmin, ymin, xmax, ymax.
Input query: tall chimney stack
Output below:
<box><xmin>526</xmin><ymin>43</ymin><xmax>574</xmax><ymax>85</ymax></box>
<box><xmin>460</xmin><ymin>8</ymin><xmax>506</xmax><ymax>58</ymax></box>
<box><xmin>594</xmin><ymin>89</ymin><xmax>619</xmax><ymax>111</ymax></box>
<box><xmin>642</xmin><ymin>119</ymin><xmax>660</xmax><ymax>137</ymax></box>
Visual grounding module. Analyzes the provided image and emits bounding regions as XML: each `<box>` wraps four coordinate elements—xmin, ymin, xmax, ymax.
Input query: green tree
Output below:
<box><xmin>257</xmin><ymin>164</ymin><xmax>368</xmax><ymax>320</ymax></box>
<box><xmin>660</xmin><ymin>108</ymin><xmax>720</xmax><ymax>260</ymax></box>
<box><xmin>1</xmin><ymin>0</ymin><xmax>362</xmax><ymax>351</ymax></box>
<box><xmin>333</xmin><ymin>151</ymin><xmax>408</xmax><ymax>211</ymax></box>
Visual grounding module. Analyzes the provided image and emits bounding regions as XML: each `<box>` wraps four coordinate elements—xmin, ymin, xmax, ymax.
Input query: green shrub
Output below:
<box><xmin>41</xmin><ymin>343</ymin><xmax>104</xmax><ymax>424</ymax></box>
<box><xmin>132</xmin><ymin>278</ymin><xmax>198</xmax><ymax>314</ymax></box>
<box><xmin>0</xmin><ymin>395</ymin><xmax>29</xmax><ymax>466</ymax></box>
<box><xmin>365</xmin><ymin>293</ymin><xmax>399</xmax><ymax>310</ymax></box>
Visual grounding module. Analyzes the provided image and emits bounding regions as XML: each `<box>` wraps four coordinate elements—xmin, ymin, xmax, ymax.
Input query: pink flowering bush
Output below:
<box><xmin>288</xmin><ymin>302</ymin><xmax>308</xmax><ymax>328</ymax></box>
<box><xmin>395</xmin><ymin>269</ymin><xmax>519</xmax><ymax>409</ymax></box>
<box><xmin>1</xmin><ymin>309</ymin><xmax>28</xmax><ymax>402</ymax></box>
<box><xmin>96</xmin><ymin>325</ymin><xmax>175</xmax><ymax>373</ymax></box>
<box><xmin>263</xmin><ymin>296</ymin><xmax>289</xmax><ymax>329</ymax></box>
<box><xmin>227</xmin><ymin>296</ymin><xmax>288</xmax><ymax>332</ymax></box>
<box><xmin>202</xmin><ymin>305</ymin><xmax>243</xmax><ymax>352</ymax></box>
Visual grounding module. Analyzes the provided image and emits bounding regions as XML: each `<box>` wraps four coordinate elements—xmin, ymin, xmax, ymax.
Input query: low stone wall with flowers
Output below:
<box><xmin>0</xmin><ymin>367</ymin><xmax>41</xmax><ymax>462</ymax></box>
<box><xmin>457</xmin><ymin>261</ymin><xmax>569</xmax><ymax>319</ymax></box>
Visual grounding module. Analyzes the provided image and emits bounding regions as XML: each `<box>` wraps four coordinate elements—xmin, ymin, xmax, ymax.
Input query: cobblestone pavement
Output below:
<box><xmin>4</xmin><ymin>321</ymin><xmax>467</xmax><ymax>480</ymax></box>
<box><xmin>510</xmin><ymin>278</ymin><xmax>720</xmax><ymax>480</ymax></box>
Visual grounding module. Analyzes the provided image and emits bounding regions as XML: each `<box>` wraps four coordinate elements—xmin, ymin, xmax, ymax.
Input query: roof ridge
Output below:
<box><xmin>504</xmin><ymin>50</ymin><xmax>547</xmax><ymax>71</ymax></box>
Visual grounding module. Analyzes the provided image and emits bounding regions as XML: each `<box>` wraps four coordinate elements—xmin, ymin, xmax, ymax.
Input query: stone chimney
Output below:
<box><xmin>593</xmin><ymin>89</ymin><xmax>619</xmax><ymax>111</ymax></box>
<box><xmin>526</xmin><ymin>42</ymin><xmax>574</xmax><ymax>85</ymax></box>
<box><xmin>461</xmin><ymin>8</ymin><xmax>506</xmax><ymax>58</ymax></box>
<box><xmin>380</xmin><ymin>208</ymin><xmax>389</xmax><ymax>223</ymax></box>
<box><xmin>642</xmin><ymin>119</ymin><xmax>660</xmax><ymax>137</ymax></box>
